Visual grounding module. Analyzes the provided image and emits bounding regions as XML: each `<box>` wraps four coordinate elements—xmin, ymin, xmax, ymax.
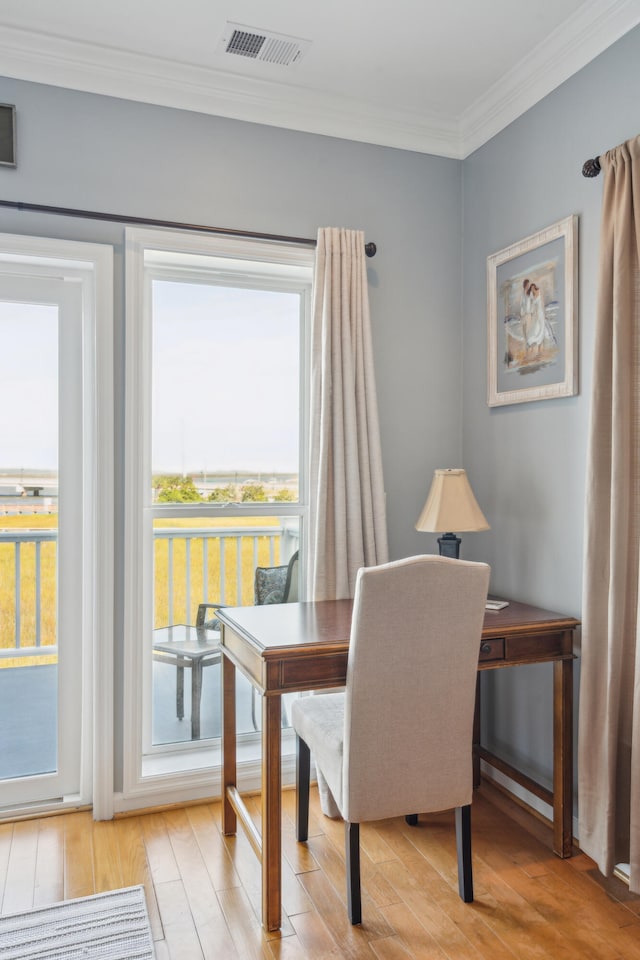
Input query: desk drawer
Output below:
<box><xmin>505</xmin><ymin>631</ymin><xmax>568</xmax><ymax>662</ymax></box>
<box><xmin>479</xmin><ymin>638</ymin><xmax>505</xmax><ymax>662</ymax></box>
<box><xmin>273</xmin><ymin>652</ymin><xmax>349</xmax><ymax>692</ymax></box>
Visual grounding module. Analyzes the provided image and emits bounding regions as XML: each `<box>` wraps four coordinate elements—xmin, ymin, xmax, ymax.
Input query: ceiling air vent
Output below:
<box><xmin>219</xmin><ymin>23</ymin><xmax>310</xmax><ymax>67</ymax></box>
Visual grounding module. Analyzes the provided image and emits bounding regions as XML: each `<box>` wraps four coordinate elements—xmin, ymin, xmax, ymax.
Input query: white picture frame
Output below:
<box><xmin>487</xmin><ymin>215</ymin><xmax>578</xmax><ymax>407</ymax></box>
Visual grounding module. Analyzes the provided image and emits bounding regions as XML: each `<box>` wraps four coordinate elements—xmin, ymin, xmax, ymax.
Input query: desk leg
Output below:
<box><xmin>262</xmin><ymin>693</ymin><xmax>282</xmax><ymax>932</ymax></box>
<box><xmin>553</xmin><ymin>655</ymin><xmax>573</xmax><ymax>857</ymax></box>
<box><xmin>221</xmin><ymin>653</ymin><xmax>237</xmax><ymax>836</ymax></box>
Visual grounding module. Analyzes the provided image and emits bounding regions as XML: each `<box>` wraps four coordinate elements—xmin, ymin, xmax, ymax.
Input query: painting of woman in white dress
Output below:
<box><xmin>501</xmin><ymin>259</ymin><xmax>560</xmax><ymax>375</ymax></box>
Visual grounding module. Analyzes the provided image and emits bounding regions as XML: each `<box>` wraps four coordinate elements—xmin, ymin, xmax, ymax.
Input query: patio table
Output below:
<box><xmin>152</xmin><ymin>624</ymin><xmax>220</xmax><ymax>739</ymax></box>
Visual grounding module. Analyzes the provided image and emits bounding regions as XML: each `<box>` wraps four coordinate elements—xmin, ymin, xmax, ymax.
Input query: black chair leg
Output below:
<box><xmin>455</xmin><ymin>804</ymin><xmax>473</xmax><ymax>902</ymax></box>
<box><xmin>345</xmin><ymin>821</ymin><xmax>361</xmax><ymax>925</ymax></box>
<box><xmin>296</xmin><ymin>736</ymin><xmax>310</xmax><ymax>842</ymax></box>
<box><xmin>405</xmin><ymin>814</ymin><xmax>418</xmax><ymax>826</ymax></box>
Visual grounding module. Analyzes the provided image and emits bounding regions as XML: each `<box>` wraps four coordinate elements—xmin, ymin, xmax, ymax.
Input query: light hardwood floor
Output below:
<box><xmin>1</xmin><ymin>783</ymin><xmax>639</xmax><ymax>959</ymax></box>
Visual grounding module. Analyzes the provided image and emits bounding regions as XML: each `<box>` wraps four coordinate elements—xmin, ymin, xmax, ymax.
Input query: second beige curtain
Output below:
<box><xmin>309</xmin><ymin>227</ymin><xmax>389</xmax><ymax>601</ymax></box>
<box><xmin>579</xmin><ymin>135</ymin><xmax>640</xmax><ymax>893</ymax></box>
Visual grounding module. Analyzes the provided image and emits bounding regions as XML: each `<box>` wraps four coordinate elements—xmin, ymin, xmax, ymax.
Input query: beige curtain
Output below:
<box><xmin>579</xmin><ymin>135</ymin><xmax>640</xmax><ymax>893</ymax></box>
<box><xmin>309</xmin><ymin>227</ymin><xmax>389</xmax><ymax>600</ymax></box>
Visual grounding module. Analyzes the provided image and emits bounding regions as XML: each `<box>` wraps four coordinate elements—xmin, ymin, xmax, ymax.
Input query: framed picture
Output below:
<box><xmin>0</xmin><ymin>104</ymin><xmax>16</xmax><ymax>167</ymax></box>
<box><xmin>487</xmin><ymin>214</ymin><xmax>577</xmax><ymax>407</ymax></box>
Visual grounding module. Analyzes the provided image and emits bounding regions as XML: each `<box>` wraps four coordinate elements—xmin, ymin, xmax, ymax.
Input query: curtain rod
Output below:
<box><xmin>583</xmin><ymin>132</ymin><xmax>640</xmax><ymax>177</ymax></box>
<box><xmin>0</xmin><ymin>199</ymin><xmax>377</xmax><ymax>257</ymax></box>
<box><xmin>582</xmin><ymin>156</ymin><xmax>602</xmax><ymax>177</ymax></box>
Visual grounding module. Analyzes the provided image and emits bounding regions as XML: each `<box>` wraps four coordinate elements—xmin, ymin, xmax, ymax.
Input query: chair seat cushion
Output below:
<box><xmin>291</xmin><ymin>692</ymin><xmax>346</xmax><ymax>818</ymax></box>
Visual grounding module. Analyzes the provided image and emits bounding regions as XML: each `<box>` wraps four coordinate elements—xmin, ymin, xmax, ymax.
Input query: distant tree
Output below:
<box><xmin>273</xmin><ymin>488</ymin><xmax>296</xmax><ymax>502</ymax></box>
<box><xmin>208</xmin><ymin>484</ymin><xmax>237</xmax><ymax>502</ymax></box>
<box><xmin>154</xmin><ymin>475</ymin><xmax>203</xmax><ymax>503</ymax></box>
<box><xmin>241</xmin><ymin>483</ymin><xmax>267</xmax><ymax>502</ymax></box>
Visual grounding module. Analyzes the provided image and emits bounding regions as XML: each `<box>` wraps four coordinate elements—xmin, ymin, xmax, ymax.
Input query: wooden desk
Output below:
<box><xmin>217</xmin><ymin>598</ymin><xmax>579</xmax><ymax>932</ymax></box>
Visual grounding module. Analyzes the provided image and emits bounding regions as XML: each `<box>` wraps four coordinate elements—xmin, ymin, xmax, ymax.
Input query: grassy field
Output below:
<box><xmin>0</xmin><ymin>513</ymin><xmax>288</xmax><ymax>667</ymax></box>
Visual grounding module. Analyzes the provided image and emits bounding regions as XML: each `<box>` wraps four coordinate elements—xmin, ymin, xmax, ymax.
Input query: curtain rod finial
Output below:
<box><xmin>364</xmin><ymin>242</ymin><xmax>377</xmax><ymax>258</ymax></box>
<box><xmin>582</xmin><ymin>157</ymin><xmax>601</xmax><ymax>178</ymax></box>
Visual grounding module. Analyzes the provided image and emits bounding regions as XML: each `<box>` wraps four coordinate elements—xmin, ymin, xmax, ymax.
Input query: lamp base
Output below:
<box><xmin>438</xmin><ymin>532</ymin><xmax>461</xmax><ymax>559</ymax></box>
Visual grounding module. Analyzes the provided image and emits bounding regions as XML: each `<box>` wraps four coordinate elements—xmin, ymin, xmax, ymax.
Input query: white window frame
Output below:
<box><xmin>0</xmin><ymin>233</ymin><xmax>114</xmax><ymax>821</ymax></box>
<box><xmin>122</xmin><ymin>227</ymin><xmax>312</xmax><ymax>812</ymax></box>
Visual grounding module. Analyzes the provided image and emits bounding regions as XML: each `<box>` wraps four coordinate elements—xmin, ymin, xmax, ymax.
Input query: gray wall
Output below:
<box><xmin>0</xmin><ymin>76</ymin><xmax>462</xmax><ymax>783</ymax></box>
<box><xmin>462</xmin><ymin>25</ymin><xmax>640</xmax><ymax>797</ymax></box>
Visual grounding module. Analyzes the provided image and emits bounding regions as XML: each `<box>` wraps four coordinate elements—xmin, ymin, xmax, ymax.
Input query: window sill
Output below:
<box><xmin>140</xmin><ymin>727</ymin><xmax>298</xmax><ymax>780</ymax></box>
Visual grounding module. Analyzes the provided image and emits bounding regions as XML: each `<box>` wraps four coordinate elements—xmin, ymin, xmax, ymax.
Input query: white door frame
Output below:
<box><xmin>0</xmin><ymin>233</ymin><xmax>114</xmax><ymax>820</ymax></box>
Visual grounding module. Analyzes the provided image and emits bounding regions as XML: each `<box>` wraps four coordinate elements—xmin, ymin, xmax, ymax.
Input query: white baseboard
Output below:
<box><xmin>114</xmin><ymin>751</ymin><xmax>298</xmax><ymax>816</ymax></box>
<box><xmin>480</xmin><ymin>760</ymin><xmax>579</xmax><ymax>840</ymax></box>
<box><xmin>614</xmin><ymin>863</ymin><xmax>630</xmax><ymax>885</ymax></box>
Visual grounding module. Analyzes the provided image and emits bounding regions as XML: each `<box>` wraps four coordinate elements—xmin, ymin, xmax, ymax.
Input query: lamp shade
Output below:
<box><xmin>415</xmin><ymin>468</ymin><xmax>490</xmax><ymax>534</ymax></box>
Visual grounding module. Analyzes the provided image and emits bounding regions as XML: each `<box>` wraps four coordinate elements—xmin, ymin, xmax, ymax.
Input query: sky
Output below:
<box><xmin>152</xmin><ymin>279</ymin><xmax>300</xmax><ymax>475</ymax></box>
<box><xmin>0</xmin><ymin>277</ymin><xmax>301</xmax><ymax>477</ymax></box>
<box><xmin>0</xmin><ymin>302</ymin><xmax>58</xmax><ymax>470</ymax></box>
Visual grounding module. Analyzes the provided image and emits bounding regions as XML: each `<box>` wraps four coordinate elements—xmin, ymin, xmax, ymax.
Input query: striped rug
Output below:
<box><xmin>0</xmin><ymin>885</ymin><xmax>155</xmax><ymax>959</ymax></box>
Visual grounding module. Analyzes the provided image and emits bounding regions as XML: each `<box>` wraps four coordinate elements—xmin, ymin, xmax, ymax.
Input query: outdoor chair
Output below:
<box><xmin>197</xmin><ymin>550</ymin><xmax>300</xmax><ymax>729</ymax></box>
<box><xmin>196</xmin><ymin>550</ymin><xmax>299</xmax><ymax>627</ymax></box>
<box><xmin>254</xmin><ymin>549</ymin><xmax>299</xmax><ymax>605</ymax></box>
<box><xmin>291</xmin><ymin>554</ymin><xmax>490</xmax><ymax>924</ymax></box>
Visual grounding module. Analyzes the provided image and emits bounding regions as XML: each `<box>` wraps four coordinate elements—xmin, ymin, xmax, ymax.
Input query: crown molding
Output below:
<box><xmin>460</xmin><ymin>0</ymin><xmax>640</xmax><ymax>157</ymax></box>
<box><xmin>0</xmin><ymin>24</ymin><xmax>463</xmax><ymax>158</ymax></box>
<box><xmin>0</xmin><ymin>1</ymin><xmax>638</xmax><ymax>160</ymax></box>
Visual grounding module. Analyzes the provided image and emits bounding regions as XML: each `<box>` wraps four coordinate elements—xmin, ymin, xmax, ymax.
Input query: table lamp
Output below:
<box><xmin>415</xmin><ymin>468</ymin><xmax>489</xmax><ymax>559</ymax></box>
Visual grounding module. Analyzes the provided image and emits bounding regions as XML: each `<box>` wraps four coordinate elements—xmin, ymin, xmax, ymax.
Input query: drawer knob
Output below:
<box><xmin>481</xmin><ymin>643</ymin><xmax>492</xmax><ymax>655</ymax></box>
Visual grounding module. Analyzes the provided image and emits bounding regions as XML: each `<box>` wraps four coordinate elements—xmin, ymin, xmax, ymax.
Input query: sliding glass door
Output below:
<box><xmin>0</xmin><ymin>234</ymin><xmax>113</xmax><ymax>818</ymax></box>
<box><xmin>0</xmin><ymin>275</ymin><xmax>83</xmax><ymax>806</ymax></box>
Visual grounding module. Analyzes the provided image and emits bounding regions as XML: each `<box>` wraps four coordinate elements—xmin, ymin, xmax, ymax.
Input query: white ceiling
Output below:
<box><xmin>1</xmin><ymin>0</ymin><xmax>639</xmax><ymax>158</ymax></box>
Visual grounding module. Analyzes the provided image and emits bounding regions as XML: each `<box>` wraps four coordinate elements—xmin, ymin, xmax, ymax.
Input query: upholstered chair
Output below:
<box><xmin>291</xmin><ymin>554</ymin><xmax>490</xmax><ymax>924</ymax></box>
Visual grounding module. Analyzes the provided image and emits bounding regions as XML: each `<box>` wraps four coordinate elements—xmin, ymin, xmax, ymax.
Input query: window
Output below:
<box><xmin>123</xmin><ymin>229</ymin><xmax>312</xmax><ymax>808</ymax></box>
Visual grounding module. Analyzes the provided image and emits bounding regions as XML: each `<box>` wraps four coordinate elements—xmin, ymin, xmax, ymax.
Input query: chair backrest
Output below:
<box><xmin>283</xmin><ymin>550</ymin><xmax>299</xmax><ymax>602</ymax></box>
<box><xmin>343</xmin><ymin>554</ymin><xmax>490</xmax><ymax>823</ymax></box>
<box><xmin>254</xmin><ymin>550</ymin><xmax>299</xmax><ymax>605</ymax></box>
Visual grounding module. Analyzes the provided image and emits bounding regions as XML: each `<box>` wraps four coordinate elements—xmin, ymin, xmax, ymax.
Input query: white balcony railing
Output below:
<box><xmin>0</xmin><ymin>523</ymin><xmax>298</xmax><ymax>660</ymax></box>
<box><xmin>154</xmin><ymin>524</ymin><xmax>298</xmax><ymax>625</ymax></box>
<box><xmin>0</xmin><ymin>529</ymin><xmax>57</xmax><ymax>658</ymax></box>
